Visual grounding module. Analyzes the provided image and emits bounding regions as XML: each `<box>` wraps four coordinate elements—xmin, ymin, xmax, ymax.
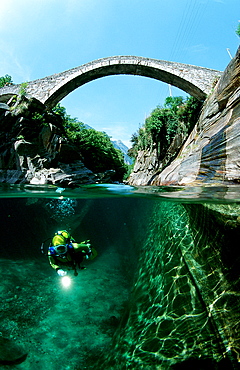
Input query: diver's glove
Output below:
<box><xmin>57</xmin><ymin>269</ymin><xmax>67</xmax><ymax>276</ymax></box>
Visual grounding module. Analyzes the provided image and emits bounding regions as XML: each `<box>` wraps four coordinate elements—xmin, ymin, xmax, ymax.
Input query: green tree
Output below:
<box><xmin>53</xmin><ymin>103</ymin><xmax>127</xmax><ymax>181</ymax></box>
<box><xmin>52</xmin><ymin>103</ymin><xmax>82</xmax><ymax>131</ymax></box>
<box><xmin>143</xmin><ymin>96</ymin><xmax>186</xmax><ymax>159</ymax></box>
<box><xmin>0</xmin><ymin>74</ymin><xmax>13</xmax><ymax>88</ymax></box>
<box><xmin>236</xmin><ymin>22</ymin><xmax>240</xmax><ymax>37</ymax></box>
<box><xmin>70</xmin><ymin>127</ymin><xmax>127</xmax><ymax>180</ymax></box>
<box><xmin>129</xmin><ymin>96</ymin><xmax>203</xmax><ymax>162</ymax></box>
<box><xmin>164</xmin><ymin>96</ymin><xmax>184</xmax><ymax>112</ymax></box>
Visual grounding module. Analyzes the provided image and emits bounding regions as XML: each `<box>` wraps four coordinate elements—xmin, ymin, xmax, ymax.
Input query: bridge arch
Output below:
<box><xmin>0</xmin><ymin>56</ymin><xmax>222</xmax><ymax>108</ymax></box>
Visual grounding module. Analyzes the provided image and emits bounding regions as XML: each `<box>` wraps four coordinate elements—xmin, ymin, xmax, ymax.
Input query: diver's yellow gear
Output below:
<box><xmin>52</xmin><ymin>235</ymin><xmax>65</xmax><ymax>246</ymax></box>
<box><xmin>53</xmin><ymin>230</ymin><xmax>73</xmax><ymax>245</ymax></box>
<box><xmin>56</xmin><ymin>230</ymin><xmax>71</xmax><ymax>240</ymax></box>
<box><xmin>48</xmin><ymin>235</ymin><xmax>97</xmax><ymax>273</ymax></box>
<box><xmin>89</xmin><ymin>247</ymin><xmax>97</xmax><ymax>260</ymax></box>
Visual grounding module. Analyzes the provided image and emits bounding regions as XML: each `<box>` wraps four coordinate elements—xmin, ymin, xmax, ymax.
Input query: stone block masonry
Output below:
<box><xmin>0</xmin><ymin>56</ymin><xmax>222</xmax><ymax>108</ymax></box>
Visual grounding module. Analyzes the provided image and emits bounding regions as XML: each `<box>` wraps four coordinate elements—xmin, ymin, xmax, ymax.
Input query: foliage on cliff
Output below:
<box><xmin>53</xmin><ymin>104</ymin><xmax>127</xmax><ymax>180</ymax></box>
<box><xmin>128</xmin><ymin>96</ymin><xmax>203</xmax><ymax>160</ymax></box>
<box><xmin>236</xmin><ymin>22</ymin><xmax>240</xmax><ymax>37</ymax></box>
<box><xmin>0</xmin><ymin>74</ymin><xmax>13</xmax><ymax>88</ymax></box>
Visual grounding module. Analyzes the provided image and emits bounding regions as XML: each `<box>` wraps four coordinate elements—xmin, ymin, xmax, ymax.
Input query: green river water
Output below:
<box><xmin>0</xmin><ymin>184</ymin><xmax>240</xmax><ymax>370</ymax></box>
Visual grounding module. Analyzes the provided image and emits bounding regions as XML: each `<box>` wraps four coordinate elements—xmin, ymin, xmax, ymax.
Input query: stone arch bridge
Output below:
<box><xmin>0</xmin><ymin>56</ymin><xmax>222</xmax><ymax>108</ymax></box>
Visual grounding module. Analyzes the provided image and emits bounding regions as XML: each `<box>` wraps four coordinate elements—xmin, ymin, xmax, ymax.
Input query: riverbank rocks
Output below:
<box><xmin>128</xmin><ymin>45</ymin><xmax>240</xmax><ymax>186</ymax></box>
<box><xmin>0</xmin><ymin>103</ymin><xmax>9</xmax><ymax>114</ymax></box>
<box><xmin>128</xmin><ymin>131</ymin><xmax>187</xmax><ymax>185</ymax></box>
<box><xmin>0</xmin><ymin>96</ymin><xmax>100</xmax><ymax>185</ymax></box>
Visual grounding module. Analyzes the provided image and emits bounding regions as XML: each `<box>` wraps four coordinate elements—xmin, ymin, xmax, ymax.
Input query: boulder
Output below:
<box><xmin>0</xmin><ymin>337</ymin><xmax>27</xmax><ymax>365</ymax></box>
<box><xmin>14</xmin><ymin>139</ymin><xmax>38</xmax><ymax>157</ymax></box>
<box><xmin>0</xmin><ymin>103</ymin><xmax>9</xmax><ymax>112</ymax></box>
<box><xmin>28</xmin><ymin>160</ymin><xmax>99</xmax><ymax>186</ymax></box>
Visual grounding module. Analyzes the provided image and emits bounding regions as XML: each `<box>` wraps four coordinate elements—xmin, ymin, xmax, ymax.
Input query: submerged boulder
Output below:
<box><xmin>0</xmin><ymin>336</ymin><xmax>27</xmax><ymax>365</ymax></box>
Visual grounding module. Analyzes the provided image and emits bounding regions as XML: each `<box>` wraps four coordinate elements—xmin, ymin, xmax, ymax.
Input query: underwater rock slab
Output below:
<box><xmin>0</xmin><ymin>336</ymin><xmax>27</xmax><ymax>365</ymax></box>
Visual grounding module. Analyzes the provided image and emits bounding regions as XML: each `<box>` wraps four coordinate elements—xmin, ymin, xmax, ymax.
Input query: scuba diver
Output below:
<box><xmin>47</xmin><ymin>230</ymin><xmax>97</xmax><ymax>276</ymax></box>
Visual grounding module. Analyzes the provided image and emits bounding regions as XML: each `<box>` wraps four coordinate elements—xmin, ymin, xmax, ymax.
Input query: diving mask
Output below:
<box><xmin>54</xmin><ymin>244</ymin><xmax>68</xmax><ymax>255</ymax></box>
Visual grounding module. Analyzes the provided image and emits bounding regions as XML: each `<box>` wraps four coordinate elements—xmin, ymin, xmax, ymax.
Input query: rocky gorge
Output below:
<box><xmin>0</xmin><ymin>46</ymin><xmax>239</xmax><ymax>188</ymax></box>
<box><xmin>128</xmin><ymin>46</ymin><xmax>240</xmax><ymax>187</ymax></box>
<box><xmin>0</xmin><ymin>97</ymin><xmax>112</xmax><ymax>186</ymax></box>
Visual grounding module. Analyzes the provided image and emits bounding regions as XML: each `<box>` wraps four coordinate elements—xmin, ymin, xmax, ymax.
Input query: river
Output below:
<box><xmin>0</xmin><ymin>184</ymin><xmax>239</xmax><ymax>370</ymax></box>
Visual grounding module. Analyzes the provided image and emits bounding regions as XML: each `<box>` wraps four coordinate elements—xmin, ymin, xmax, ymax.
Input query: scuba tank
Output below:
<box><xmin>40</xmin><ymin>238</ymin><xmax>52</xmax><ymax>256</ymax></box>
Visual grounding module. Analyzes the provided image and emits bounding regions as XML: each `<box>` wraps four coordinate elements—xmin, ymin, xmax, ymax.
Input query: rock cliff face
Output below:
<box><xmin>0</xmin><ymin>96</ymin><xmax>99</xmax><ymax>186</ymax></box>
<box><xmin>128</xmin><ymin>46</ymin><xmax>240</xmax><ymax>186</ymax></box>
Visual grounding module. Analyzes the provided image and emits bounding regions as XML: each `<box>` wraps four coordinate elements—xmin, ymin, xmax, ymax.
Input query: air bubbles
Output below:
<box><xmin>45</xmin><ymin>198</ymin><xmax>77</xmax><ymax>222</ymax></box>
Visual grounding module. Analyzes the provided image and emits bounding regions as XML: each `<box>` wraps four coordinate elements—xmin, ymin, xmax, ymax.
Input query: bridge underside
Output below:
<box><xmin>0</xmin><ymin>93</ymin><xmax>15</xmax><ymax>103</ymax></box>
<box><xmin>45</xmin><ymin>64</ymin><xmax>207</xmax><ymax>108</ymax></box>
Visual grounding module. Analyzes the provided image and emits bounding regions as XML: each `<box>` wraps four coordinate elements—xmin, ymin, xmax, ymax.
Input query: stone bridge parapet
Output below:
<box><xmin>0</xmin><ymin>56</ymin><xmax>222</xmax><ymax>108</ymax></box>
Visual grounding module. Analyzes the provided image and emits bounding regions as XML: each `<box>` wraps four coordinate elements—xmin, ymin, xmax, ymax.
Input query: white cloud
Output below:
<box><xmin>0</xmin><ymin>40</ymin><xmax>31</xmax><ymax>81</ymax></box>
<box><xmin>185</xmin><ymin>44</ymin><xmax>209</xmax><ymax>54</ymax></box>
<box><xmin>0</xmin><ymin>0</ymin><xmax>47</xmax><ymax>30</ymax></box>
<box><xmin>100</xmin><ymin>124</ymin><xmax>133</xmax><ymax>147</ymax></box>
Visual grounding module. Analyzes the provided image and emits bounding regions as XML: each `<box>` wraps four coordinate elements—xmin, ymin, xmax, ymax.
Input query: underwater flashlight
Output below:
<box><xmin>61</xmin><ymin>275</ymin><xmax>72</xmax><ymax>288</ymax></box>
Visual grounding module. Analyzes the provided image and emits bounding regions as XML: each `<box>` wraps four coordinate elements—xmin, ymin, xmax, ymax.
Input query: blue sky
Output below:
<box><xmin>0</xmin><ymin>0</ymin><xmax>239</xmax><ymax>147</ymax></box>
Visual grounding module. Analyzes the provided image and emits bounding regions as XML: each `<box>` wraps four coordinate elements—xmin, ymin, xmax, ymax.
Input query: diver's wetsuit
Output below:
<box><xmin>48</xmin><ymin>242</ymin><xmax>92</xmax><ymax>273</ymax></box>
